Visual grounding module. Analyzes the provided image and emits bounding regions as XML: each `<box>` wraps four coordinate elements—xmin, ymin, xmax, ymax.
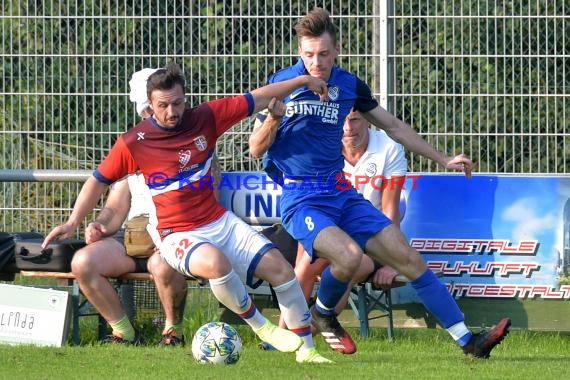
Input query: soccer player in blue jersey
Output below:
<box><xmin>249</xmin><ymin>7</ymin><xmax>510</xmax><ymax>358</ymax></box>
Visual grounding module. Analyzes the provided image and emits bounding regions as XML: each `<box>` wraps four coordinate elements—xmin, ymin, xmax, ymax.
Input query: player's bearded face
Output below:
<box><xmin>149</xmin><ymin>86</ymin><xmax>186</xmax><ymax>129</ymax></box>
<box><xmin>298</xmin><ymin>32</ymin><xmax>339</xmax><ymax>81</ymax></box>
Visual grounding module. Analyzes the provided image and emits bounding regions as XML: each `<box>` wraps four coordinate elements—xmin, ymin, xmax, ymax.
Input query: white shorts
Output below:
<box><xmin>159</xmin><ymin>211</ymin><xmax>275</xmax><ymax>288</ymax></box>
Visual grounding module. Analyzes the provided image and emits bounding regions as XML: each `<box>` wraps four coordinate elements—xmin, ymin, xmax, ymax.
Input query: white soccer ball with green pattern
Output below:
<box><xmin>191</xmin><ymin>321</ymin><xmax>242</xmax><ymax>364</ymax></box>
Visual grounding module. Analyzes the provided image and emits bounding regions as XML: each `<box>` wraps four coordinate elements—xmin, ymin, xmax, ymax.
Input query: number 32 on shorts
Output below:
<box><xmin>304</xmin><ymin>216</ymin><xmax>314</xmax><ymax>231</ymax></box>
<box><xmin>175</xmin><ymin>238</ymin><xmax>192</xmax><ymax>259</ymax></box>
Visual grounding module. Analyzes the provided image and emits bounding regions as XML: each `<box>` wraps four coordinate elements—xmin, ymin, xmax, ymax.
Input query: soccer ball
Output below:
<box><xmin>191</xmin><ymin>321</ymin><xmax>242</xmax><ymax>364</ymax></box>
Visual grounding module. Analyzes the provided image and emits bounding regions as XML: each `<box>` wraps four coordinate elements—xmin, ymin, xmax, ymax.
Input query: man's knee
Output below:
<box><xmin>311</xmin><ymin>240</ymin><xmax>363</xmax><ymax>281</ymax></box>
<box><xmin>70</xmin><ymin>248</ymin><xmax>94</xmax><ymax>276</ymax></box>
<box><xmin>324</xmin><ymin>247</ymin><xmax>362</xmax><ymax>280</ymax></box>
<box><xmin>313</xmin><ymin>226</ymin><xmax>362</xmax><ymax>274</ymax></box>
<box><xmin>72</xmin><ymin>241</ymin><xmax>133</xmax><ymax>278</ymax></box>
<box><xmin>147</xmin><ymin>253</ymin><xmax>187</xmax><ymax>288</ymax></box>
<box><xmin>257</xmin><ymin>249</ymin><xmax>296</xmax><ymax>285</ymax></box>
<box><xmin>147</xmin><ymin>253</ymin><xmax>173</xmax><ymax>276</ymax></box>
<box><xmin>146</xmin><ymin>252</ymin><xmax>160</xmax><ymax>273</ymax></box>
<box><xmin>353</xmin><ymin>255</ymin><xmax>377</xmax><ymax>283</ymax></box>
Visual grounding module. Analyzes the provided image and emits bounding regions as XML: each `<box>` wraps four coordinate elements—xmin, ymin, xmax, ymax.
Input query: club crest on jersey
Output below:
<box><xmin>365</xmin><ymin>163</ymin><xmax>377</xmax><ymax>177</ymax></box>
<box><xmin>328</xmin><ymin>86</ymin><xmax>340</xmax><ymax>101</ymax></box>
<box><xmin>179</xmin><ymin>149</ymin><xmax>192</xmax><ymax>168</ymax></box>
<box><xmin>194</xmin><ymin>135</ymin><xmax>208</xmax><ymax>151</ymax></box>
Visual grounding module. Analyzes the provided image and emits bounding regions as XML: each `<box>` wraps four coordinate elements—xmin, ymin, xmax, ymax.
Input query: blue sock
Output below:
<box><xmin>411</xmin><ymin>269</ymin><xmax>465</xmax><ymax>329</ymax></box>
<box><xmin>315</xmin><ymin>266</ymin><xmax>349</xmax><ymax>316</ymax></box>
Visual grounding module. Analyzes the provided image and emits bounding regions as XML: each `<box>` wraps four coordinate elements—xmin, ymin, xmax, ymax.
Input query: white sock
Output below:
<box><xmin>447</xmin><ymin>321</ymin><xmax>472</xmax><ymax>346</ymax></box>
<box><xmin>209</xmin><ymin>270</ymin><xmax>266</xmax><ymax>329</ymax></box>
<box><xmin>273</xmin><ymin>277</ymin><xmax>314</xmax><ymax>349</ymax></box>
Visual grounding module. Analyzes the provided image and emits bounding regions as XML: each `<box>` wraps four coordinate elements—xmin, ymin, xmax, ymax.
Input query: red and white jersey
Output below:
<box><xmin>95</xmin><ymin>94</ymin><xmax>253</xmax><ymax>237</ymax></box>
<box><xmin>343</xmin><ymin>129</ymin><xmax>407</xmax><ymax>209</ymax></box>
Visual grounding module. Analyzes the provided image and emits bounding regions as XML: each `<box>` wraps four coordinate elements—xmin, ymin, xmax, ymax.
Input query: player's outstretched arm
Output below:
<box><xmin>249</xmin><ymin>75</ymin><xmax>327</xmax><ymax>115</ymax></box>
<box><xmin>363</xmin><ymin>105</ymin><xmax>473</xmax><ymax>178</ymax></box>
<box><xmin>42</xmin><ymin>176</ymin><xmax>109</xmax><ymax>248</ymax></box>
<box><xmin>249</xmin><ymin>98</ymin><xmax>287</xmax><ymax>158</ymax></box>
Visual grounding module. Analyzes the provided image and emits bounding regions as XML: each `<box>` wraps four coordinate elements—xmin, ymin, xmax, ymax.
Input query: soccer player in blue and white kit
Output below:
<box><xmin>249</xmin><ymin>7</ymin><xmax>511</xmax><ymax>359</ymax></box>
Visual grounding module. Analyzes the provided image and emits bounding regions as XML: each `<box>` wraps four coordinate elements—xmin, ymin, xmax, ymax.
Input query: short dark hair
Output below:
<box><xmin>146</xmin><ymin>62</ymin><xmax>186</xmax><ymax>98</ymax></box>
<box><xmin>294</xmin><ymin>7</ymin><xmax>337</xmax><ymax>44</ymax></box>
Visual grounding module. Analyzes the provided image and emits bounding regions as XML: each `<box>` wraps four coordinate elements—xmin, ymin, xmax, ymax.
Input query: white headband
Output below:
<box><xmin>129</xmin><ymin>68</ymin><xmax>160</xmax><ymax>117</ymax></box>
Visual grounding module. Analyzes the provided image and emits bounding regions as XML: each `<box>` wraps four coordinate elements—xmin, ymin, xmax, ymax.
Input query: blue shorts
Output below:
<box><xmin>280</xmin><ymin>185</ymin><xmax>392</xmax><ymax>260</ymax></box>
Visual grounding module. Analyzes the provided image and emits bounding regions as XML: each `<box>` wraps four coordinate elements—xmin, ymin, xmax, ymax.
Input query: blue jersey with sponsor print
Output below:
<box><xmin>262</xmin><ymin>59</ymin><xmax>378</xmax><ymax>180</ymax></box>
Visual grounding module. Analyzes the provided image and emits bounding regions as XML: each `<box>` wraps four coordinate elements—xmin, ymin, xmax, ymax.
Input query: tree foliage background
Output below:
<box><xmin>0</xmin><ymin>0</ymin><xmax>568</xmax><ymax>231</ymax></box>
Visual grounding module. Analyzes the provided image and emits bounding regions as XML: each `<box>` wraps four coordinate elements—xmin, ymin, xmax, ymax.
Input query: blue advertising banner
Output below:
<box><xmin>219</xmin><ymin>172</ymin><xmax>570</xmax><ymax>301</ymax></box>
<box><xmin>396</xmin><ymin>174</ymin><xmax>570</xmax><ymax>302</ymax></box>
